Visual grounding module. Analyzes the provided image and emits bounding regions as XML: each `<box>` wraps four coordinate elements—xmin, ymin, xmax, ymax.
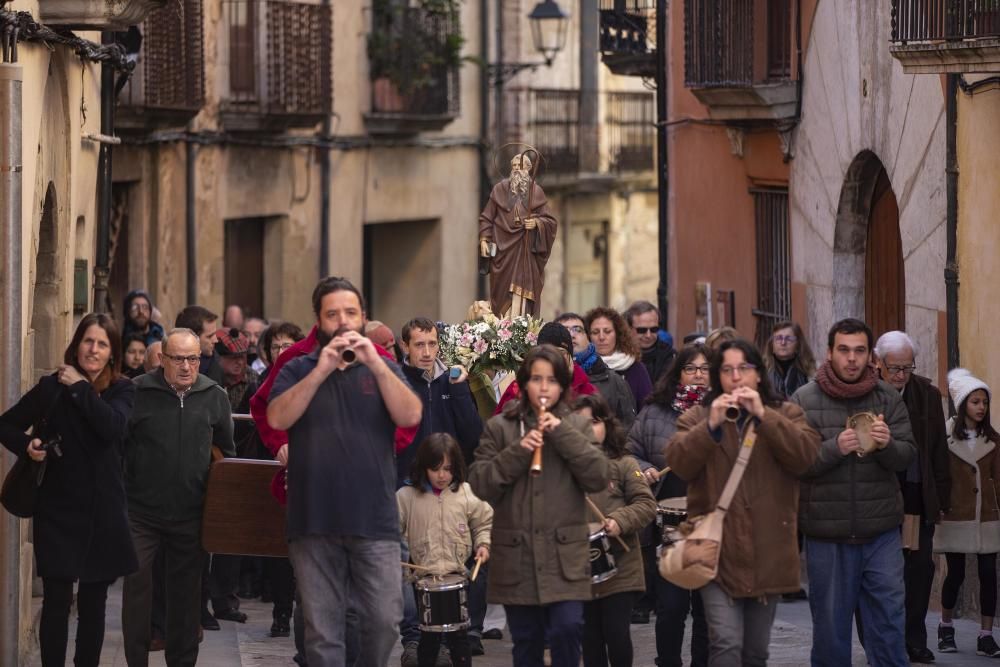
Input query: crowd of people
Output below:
<box><xmin>0</xmin><ymin>277</ymin><xmax>995</xmax><ymax>667</ymax></box>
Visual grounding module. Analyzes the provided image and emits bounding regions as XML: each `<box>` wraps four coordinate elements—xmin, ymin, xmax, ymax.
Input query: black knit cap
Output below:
<box><xmin>537</xmin><ymin>321</ymin><xmax>573</xmax><ymax>356</ymax></box>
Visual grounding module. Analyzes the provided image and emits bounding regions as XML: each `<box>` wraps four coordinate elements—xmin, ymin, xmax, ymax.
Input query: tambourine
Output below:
<box><xmin>846</xmin><ymin>412</ymin><xmax>879</xmax><ymax>456</ymax></box>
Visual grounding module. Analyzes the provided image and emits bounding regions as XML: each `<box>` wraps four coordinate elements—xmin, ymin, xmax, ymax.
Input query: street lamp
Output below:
<box><xmin>488</xmin><ymin>0</ymin><xmax>570</xmax><ymax>86</ymax></box>
<box><xmin>528</xmin><ymin>0</ymin><xmax>570</xmax><ymax>66</ymax></box>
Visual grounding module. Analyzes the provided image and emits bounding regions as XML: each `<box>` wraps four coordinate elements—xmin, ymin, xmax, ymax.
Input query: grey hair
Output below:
<box><xmin>163</xmin><ymin>327</ymin><xmax>200</xmax><ymax>354</ymax></box>
<box><xmin>874</xmin><ymin>331</ymin><xmax>918</xmax><ymax>359</ymax></box>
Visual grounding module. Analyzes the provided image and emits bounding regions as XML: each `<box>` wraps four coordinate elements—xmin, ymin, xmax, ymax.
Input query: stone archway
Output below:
<box><xmin>833</xmin><ymin>150</ymin><xmax>905</xmax><ymax>339</ymax></box>
<box><xmin>30</xmin><ymin>183</ymin><xmax>64</xmax><ymax>380</ymax></box>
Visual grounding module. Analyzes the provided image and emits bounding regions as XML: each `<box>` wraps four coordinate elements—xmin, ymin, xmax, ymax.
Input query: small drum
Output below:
<box><xmin>656</xmin><ymin>497</ymin><xmax>688</xmax><ymax>547</ymax></box>
<box><xmin>414</xmin><ymin>574</ymin><xmax>471</xmax><ymax>632</ymax></box>
<box><xmin>589</xmin><ymin>522</ymin><xmax>618</xmax><ymax>584</ymax></box>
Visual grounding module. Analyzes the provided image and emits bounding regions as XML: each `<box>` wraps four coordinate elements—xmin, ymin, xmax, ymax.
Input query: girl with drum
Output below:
<box><xmin>573</xmin><ymin>394</ymin><xmax>656</xmax><ymax>667</ymax></box>
<box><xmin>665</xmin><ymin>339</ymin><xmax>819</xmax><ymax>666</ymax></box>
<box><xmin>469</xmin><ymin>345</ymin><xmax>609</xmax><ymax>667</ymax></box>
<box><xmin>397</xmin><ymin>432</ymin><xmax>493</xmax><ymax>667</ymax></box>
<box><xmin>626</xmin><ymin>343</ymin><xmax>711</xmax><ymax>666</ymax></box>
<box><xmin>934</xmin><ymin>370</ymin><xmax>1000</xmax><ymax>656</ymax></box>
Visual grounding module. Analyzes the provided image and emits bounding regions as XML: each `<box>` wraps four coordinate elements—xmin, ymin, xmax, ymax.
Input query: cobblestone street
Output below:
<box><xmin>28</xmin><ymin>580</ymin><xmax>999</xmax><ymax>666</ymax></box>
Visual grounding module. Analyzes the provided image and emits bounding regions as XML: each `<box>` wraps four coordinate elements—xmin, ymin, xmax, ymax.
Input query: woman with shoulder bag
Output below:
<box><xmin>665</xmin><ymin>339</ymin><xmax>820</xmax><ymax>666</ymax></box>
<box><xmin>0</xmin><ymin>313</ymin><xmax>138</xmax><ymax>666</ymax></box>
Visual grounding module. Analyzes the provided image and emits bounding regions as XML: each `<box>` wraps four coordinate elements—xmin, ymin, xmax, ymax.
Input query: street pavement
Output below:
<box><xmin>26</xmin><ymin>581</ymin><xmax>999</xmax><ymax>666</ymax></box>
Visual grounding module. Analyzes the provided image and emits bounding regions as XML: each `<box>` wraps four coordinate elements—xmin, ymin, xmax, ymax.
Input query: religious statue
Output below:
<box><xmin>478</xmin><ymin>152</ymin><xmax>558</xmax><ymax>318</ymax></box>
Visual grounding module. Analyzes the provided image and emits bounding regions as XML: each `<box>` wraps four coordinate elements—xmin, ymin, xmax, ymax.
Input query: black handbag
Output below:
<box><xmin>1</xmin><ymin>455</ymin><xmax>47</xmax><ymax>518</ymax></box>
<box><xmin>0</xmin><ymin>387</ymin><xmax>63</xmax><ymax>518</ymax></box>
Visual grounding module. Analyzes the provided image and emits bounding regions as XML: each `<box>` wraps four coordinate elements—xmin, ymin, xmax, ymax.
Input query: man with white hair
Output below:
<box><xmin>874</xmin><ymin>330</ymin><xmax>951</xmax><ymax>664</ymax></box>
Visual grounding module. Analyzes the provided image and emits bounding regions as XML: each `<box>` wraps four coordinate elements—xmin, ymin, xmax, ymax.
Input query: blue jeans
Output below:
<box><xmin>806</xmin><ymin>529</ymin><xmax>908</xmax><ymax>667</ymax></box>
<box><xmin>289</xmin><ymin>535</ymin><xmax>402</xmax><ymax>667</ymax></box>
<box><xmin>699</xmin><ymin>582</ymin><xmax>778</xmax><ymax>667</ymax></box>
<box><xmin>506</xmin><ymin>601</ymin><xmax>584</xmax><ymax>667</ymax></box>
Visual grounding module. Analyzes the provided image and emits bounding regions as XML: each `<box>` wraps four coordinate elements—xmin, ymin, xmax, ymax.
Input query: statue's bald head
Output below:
<box><xmin>510</xmin><ymin>154</ymin><xmax>533</xmax><ymax>173</ymax></box>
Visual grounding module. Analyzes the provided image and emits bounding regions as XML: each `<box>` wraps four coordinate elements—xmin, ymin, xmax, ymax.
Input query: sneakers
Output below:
<box><xmin>979</xmin><ymin>634</ymin><xmax>1000</xmax><ymax>657</ymax></box>
<box><xmin>906</xmin><ymin>645</ymin><xmax>935</xmax><ymax>663</ymax></box>
<box><xmin>938</xmin><ymin>625</ymin><xmax>956</xmax><ymax>653</ymax></box>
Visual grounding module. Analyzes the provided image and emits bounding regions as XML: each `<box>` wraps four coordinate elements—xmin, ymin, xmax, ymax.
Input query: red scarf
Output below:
<box><xmin>814</xmin><ymin>361</ymin><xmax>879</xmax><ymax>399</ymax></box>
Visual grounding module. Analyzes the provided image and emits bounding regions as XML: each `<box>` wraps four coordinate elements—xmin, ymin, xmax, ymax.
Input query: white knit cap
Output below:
<box><xmin>947</xmin><ymin>368</ymin><xmax>991</xmax><ymax>410</ymax></box>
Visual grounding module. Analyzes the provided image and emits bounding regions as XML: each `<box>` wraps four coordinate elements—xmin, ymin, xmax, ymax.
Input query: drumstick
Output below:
<box><xmin>658</xmin><ymin>466</ymin><xmax>671</xmax><ymax>476</ymax></box>
<box><xmin>400</xmin><ymin>562</ymin><xmax>434</xmax><ymax>572</ymax></box>
<box><xmin>585</xmin><ymin>496</ymin><xmax>631</xmax><ymax>552</ymax></box>
<box><xmin>471</xmin><ymin>556</ymin><xmax>483</xmax><ymax>582</ymax></box>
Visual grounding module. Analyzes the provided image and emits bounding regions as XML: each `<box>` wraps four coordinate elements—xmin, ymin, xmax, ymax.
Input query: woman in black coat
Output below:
<box><xmin>0</xmin><ymin>312</ymin><xmax>138</xmax><ymax>666</ymax></box>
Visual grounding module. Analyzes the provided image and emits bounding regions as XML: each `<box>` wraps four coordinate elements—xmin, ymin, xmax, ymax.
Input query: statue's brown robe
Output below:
<box><xmin>478</xmin><ymin>180</ymin><xmax>558</xmax><ymax>317</ymax></box>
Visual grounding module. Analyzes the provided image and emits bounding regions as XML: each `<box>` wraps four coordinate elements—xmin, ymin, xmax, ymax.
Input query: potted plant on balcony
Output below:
<box><xmin>368</xmin><ymin>0</ymin><xmax>464</xmax><ymax>115</ymax></box>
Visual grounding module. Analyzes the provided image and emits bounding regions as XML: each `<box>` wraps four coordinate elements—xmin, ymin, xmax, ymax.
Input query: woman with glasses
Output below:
<box><xmin>625</xmin><ymin>344</ymin><xmax>711</xmax><ymax>665</ymax></box>
<box><xmin>666</xmin><ymin>339</ymin><xmax>820</xmax><ymax>666</ymax></box>
<box><xmin>258</xmin><ymin>321</ymin><xmax>305</xmax><ymax>379</ymax></box>
<box><xmin>573</xmin><ymin>393</ymin><xmax>656</xmax><ymax>667</ymax></box>
<box><xmin>763</xmin><ymin>321</ymin><xmax>816</xmax><ymax>399</ymax></box>
<box><xmin>0</xmin><ymin>313</ymin><xmax>138</xmax><ymax>666</ymax></box>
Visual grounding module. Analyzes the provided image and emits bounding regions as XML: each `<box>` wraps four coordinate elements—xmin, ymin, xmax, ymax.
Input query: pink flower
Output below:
<box><xmin>526</xmin><ymin>332</ymin><xmax>538</xmax><ymax>345</ymax></box>
<box><xmin>473</xmin><ymin>339</ymin><xmax>489</xmax><ymax>355</ymax></box>
<box><xmin>459</xmin><ymin>334</ymin><xmax>474</xmax><ymax>347</ymax></box>
<box><xmin>498</xmin><ymin>328</ymin><xmax>513</xmax><ymax>342</ymax></box>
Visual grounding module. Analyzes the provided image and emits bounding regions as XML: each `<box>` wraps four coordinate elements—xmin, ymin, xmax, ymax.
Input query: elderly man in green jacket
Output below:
<box><xmin>791</xmin><ymin>318</ymin><xmax>916</xmax><ymax>667</ymax></box>
<box><xmin>121</xmin><ymin>327</ymin><xmax>236</xmax><ymax>667</ymax></box>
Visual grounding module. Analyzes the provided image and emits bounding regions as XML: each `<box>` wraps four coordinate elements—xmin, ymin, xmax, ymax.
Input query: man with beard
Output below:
<box><xmin>268</xmin><ymin>277</ymin><xmax>422</xmax><ymax>667</ymax></box>
<box><xmin>478</xmin><ymin>152</ymin><xmax>558</xmax><ymax>318</ymax></box>
<box><xmin>122</xmin><ymin>289</ymin><xmax>165</xmax><ymax>346</ymax></box>
<box><xmin>791</xmin><ymin>318</ymin><xmax>916</xmax><ymax>667</ymax></box>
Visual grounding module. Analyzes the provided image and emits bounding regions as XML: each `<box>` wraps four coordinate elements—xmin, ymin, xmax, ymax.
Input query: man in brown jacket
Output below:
<box><xmin>874</xmin><ymin>331</ymin><xmax>950</xmax><ymax>664</ymax></box>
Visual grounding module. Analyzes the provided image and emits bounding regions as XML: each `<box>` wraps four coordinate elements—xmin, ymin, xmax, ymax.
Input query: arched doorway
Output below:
<box><xmin>30</xmin><ymin>183</ymin><xmax>64</xmax><ymax>381</ymax></box>
<box><xmin>833</xmin><ymin>151</ymin><xmax>905</xmax><ymax>340</ymax></box>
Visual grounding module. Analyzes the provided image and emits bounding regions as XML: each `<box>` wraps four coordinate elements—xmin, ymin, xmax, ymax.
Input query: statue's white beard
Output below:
<box><xmin>510</xmin><ymin>170</ymin><xmax>530</xmax><ymax>199</ymax></box>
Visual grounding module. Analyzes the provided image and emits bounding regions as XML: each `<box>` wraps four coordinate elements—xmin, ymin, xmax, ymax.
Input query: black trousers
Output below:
<box><xmin>263</xmin><ymin>556</ymin><xmax>295</xmax><ymax>617</ymax></box>
<box><xmin>655</xmin><ymin>573</ymin><xmax>708</xmax><ymax>667</ymax></box>
<box><xmin>903</xmin><ymin>522</ymin><xmax>935</xmax><ymax>649</ymax></box>
<box><xmin>418</xmin><ymin>629</ymin><xmax>470</xmax><ymax>667</ymax></box>
<box><xmin>122</xmin><ymin>513</ymin><xmax>203</xmax><ymax>667</ymax></box>
<box><xmin>583</xmin><ymin>591</ymin><xmax>638</xmax><ymax>667</ymax></box>
<box><xmin>942</xmin><ymin>551</ymin><xmax>998</xmax><ymax>617</ymax></box>
<box><xmin>39</xmin><ymin>578</ymin><xmax>113</xmax><ymax>667</ymax></box>
<box><xmin>209</xmin><ymin>553</ymin><xmax>243</xmax><ymax>614</ymax></box>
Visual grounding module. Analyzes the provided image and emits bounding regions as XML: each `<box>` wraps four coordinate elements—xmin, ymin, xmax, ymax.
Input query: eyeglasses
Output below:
<box><xmin>163</xmin><ymin>354</ymin><xmax>200</xmax><ymax>366</ymax></box>
<box><xmin>885</xmin><ymin>364</ymin><xmax>916</xmax><ymax>376</ymax></box>
<box><xmin>565</xmin><ymin>325</ymin><xmax>585</xmax><ymax>334</ymax></box>
<box><xmin>682</xmin><ymin>364</ymin><xmax>710</xmax><ymax>375</ymax></box>
<box><xmin>720</xmin><ymin>363</ymin><xmax>757</xmax><ymax>376</ymax></box>
<box><xmin>634</xmin><ymin>327</ymin><xmax>660</xmax><ymax>334</ymax></box>
<box><xmin>270</xmin><ymin>342</ymin><xmax>295</xmax><ymax>354</ymax></box>
<box><xmin>129</xmin><ymin>303</ymin><xmax>151</xmax><ymax>313</ymax></box>
<box><xmin>774</xmin><ymin>335</ymin><xmax>798</xmax><ymax>344</ymax></box>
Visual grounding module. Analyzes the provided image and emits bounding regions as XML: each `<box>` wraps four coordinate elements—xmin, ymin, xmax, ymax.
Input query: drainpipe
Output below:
<box><xmin>654</xmin><ymin>0</ymin><xmax>669</xmax><ymax>329</ymax></box>
<box><xmin>93</xmin><ymin>32</ymin><xmax>115</xmax><ymax>314</ymax></box>
<box><xmin>477</xmin><ymin>0</ymin><xmax>489</xmax><ymax>298</ymax></box>
<box><xmin>318</xmin><ymin>0</ymin><xmax>330</xmax><ymax>278</ymax></box>
<box><xmin>945</xmin><ymin>73</ymin><xmax>959</xmax><ymax>369</ymax></box>
<box><xmin>0</xmin><ymin>60</ymin><xmax>24</xmax><ymax>667</ymax></box>
<box><xmin>186</xmin><ymin>141</ymin><xmax>197</xmax><ymax>305</ymax></box>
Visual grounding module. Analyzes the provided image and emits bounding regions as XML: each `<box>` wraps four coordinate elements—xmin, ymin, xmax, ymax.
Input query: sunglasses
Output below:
<box><xmin>634</xmin><ymin>327</ymin><xmax>659</xmax><ymax>334</ymax></box>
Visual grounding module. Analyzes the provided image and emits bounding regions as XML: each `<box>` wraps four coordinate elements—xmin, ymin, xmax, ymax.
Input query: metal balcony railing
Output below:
<box><xmin>117</xmin><ymin>0</ymin><xmax>205</xmax><ymax>126</ymax></box>
<box><xmin>528</xmin><ymin>89</ymin><xmax>580</xmax><ymax>174</ymax></box>
<box><xmin>606</xmin><ymin>91</ymin><xmax>655</xmax><ymax>172</ymax></box>
<box><xmin>684</xmin><ymin>0</ymin><xmax>755</xmax><ymax>87</ymax></box>
<box><xmin>368</xmin><ymin>3</ymin><xmax>460</xmax><ymax>118</ymax></box>
<box><xmin>891</xmin><ymin>0</ymin><xmax>1000</xmax><ymax>42</ymax></box>
<box><xmin>598</xmin><ymin>0</ymin><xmax>657</xmax><ymax>55</ymax></box>
<box><xmin>221</xmin><ymin>0</ymin><xmax>331</xmax><ymax>125</ymax></box>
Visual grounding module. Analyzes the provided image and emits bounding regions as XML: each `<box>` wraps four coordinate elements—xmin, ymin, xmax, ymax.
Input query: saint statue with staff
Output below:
<box><xmin>478</xmin><ymin>148</ymin><xmax>558</xmax><ymax>318</ymax></box>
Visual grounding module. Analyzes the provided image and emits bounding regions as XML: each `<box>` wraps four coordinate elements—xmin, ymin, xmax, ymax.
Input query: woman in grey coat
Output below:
<box><xmin>626</xmin><ymin>343</ymin><xmax>710</xmax><ymax>667</ymax></box>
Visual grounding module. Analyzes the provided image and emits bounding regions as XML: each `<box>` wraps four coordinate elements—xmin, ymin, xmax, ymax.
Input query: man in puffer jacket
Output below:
<box><xmin>791</xmin><ymin>318</ymin><xmax>916</xmax><ymax>667</ymax></box>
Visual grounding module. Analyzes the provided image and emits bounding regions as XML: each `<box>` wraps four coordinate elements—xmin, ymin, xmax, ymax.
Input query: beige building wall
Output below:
<box><xmin>4</xmin><ymin>13</ymin><xmax>104</xmax><ymax>657</ymax></box>
<box><xmin>956</xmin><ymin>81</ymin><xmax>1000</xmax><ymax>398</ymax></box>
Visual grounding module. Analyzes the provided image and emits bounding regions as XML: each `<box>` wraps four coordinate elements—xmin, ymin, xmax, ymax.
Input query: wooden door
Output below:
<box><xmin>225</xmin><ymin>218</ymin><xmax>264</xmax><ymax>318</ymax></box>
<box><xmin>864</xmin><ymin>166</ymin><xmax>905</xmax><ymax>339</ymax></box>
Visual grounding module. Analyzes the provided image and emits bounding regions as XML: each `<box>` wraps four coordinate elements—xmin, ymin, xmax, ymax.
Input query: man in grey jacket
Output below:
<box><xmin>791</xmin><ymin>318</ymin><xmax>916</xmax><ymax>667</ymax></box>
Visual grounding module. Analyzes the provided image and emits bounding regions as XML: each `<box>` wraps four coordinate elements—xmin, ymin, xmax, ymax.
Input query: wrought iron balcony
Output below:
<box><xmin>528</xmin><ymin>89</ymin><xmax>580</xmax><ymax>174</ymax></box>
<box><xmin>599</xmin><ymin>0</ymin><xmax>657</xmax><ymax>77</ymax></box>
<box><xmin>39</xmin><ymin>0</ymin><xmax>166</xmax><ymax>30</ymax></box>
<box><xmin>116</xmin><ymin>0</ymin><xmax>205</xmax><ymax>130</ymax></box>
<box><xmin>606</xmin><ymin>91</ymin><xmax>655</xmax><ymax>172</ymax></box>
<box><xmin>364</xmin><ymin>1</ymin><xmax>461</xmax><ymax>135</ymax></box>
<box><xmin>890</xmin><ymin>0</ymin><xmax>1000</xmax><ymax>72</ymax></box>
<box><xmin>684</xmin><ymin>0</ymin><xmax>797</xmax><ymax>121</ymax></box>
<box><xmin>219</xmin><ymin>0</ymin><xmax>332</xmax><ymax>131</ymax></box>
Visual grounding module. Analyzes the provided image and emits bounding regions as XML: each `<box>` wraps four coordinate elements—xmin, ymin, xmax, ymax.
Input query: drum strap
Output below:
<box><xmin>714</xmin><ymin>422</ymin><xmax>758</xmax><ymax>515</ymax></box>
